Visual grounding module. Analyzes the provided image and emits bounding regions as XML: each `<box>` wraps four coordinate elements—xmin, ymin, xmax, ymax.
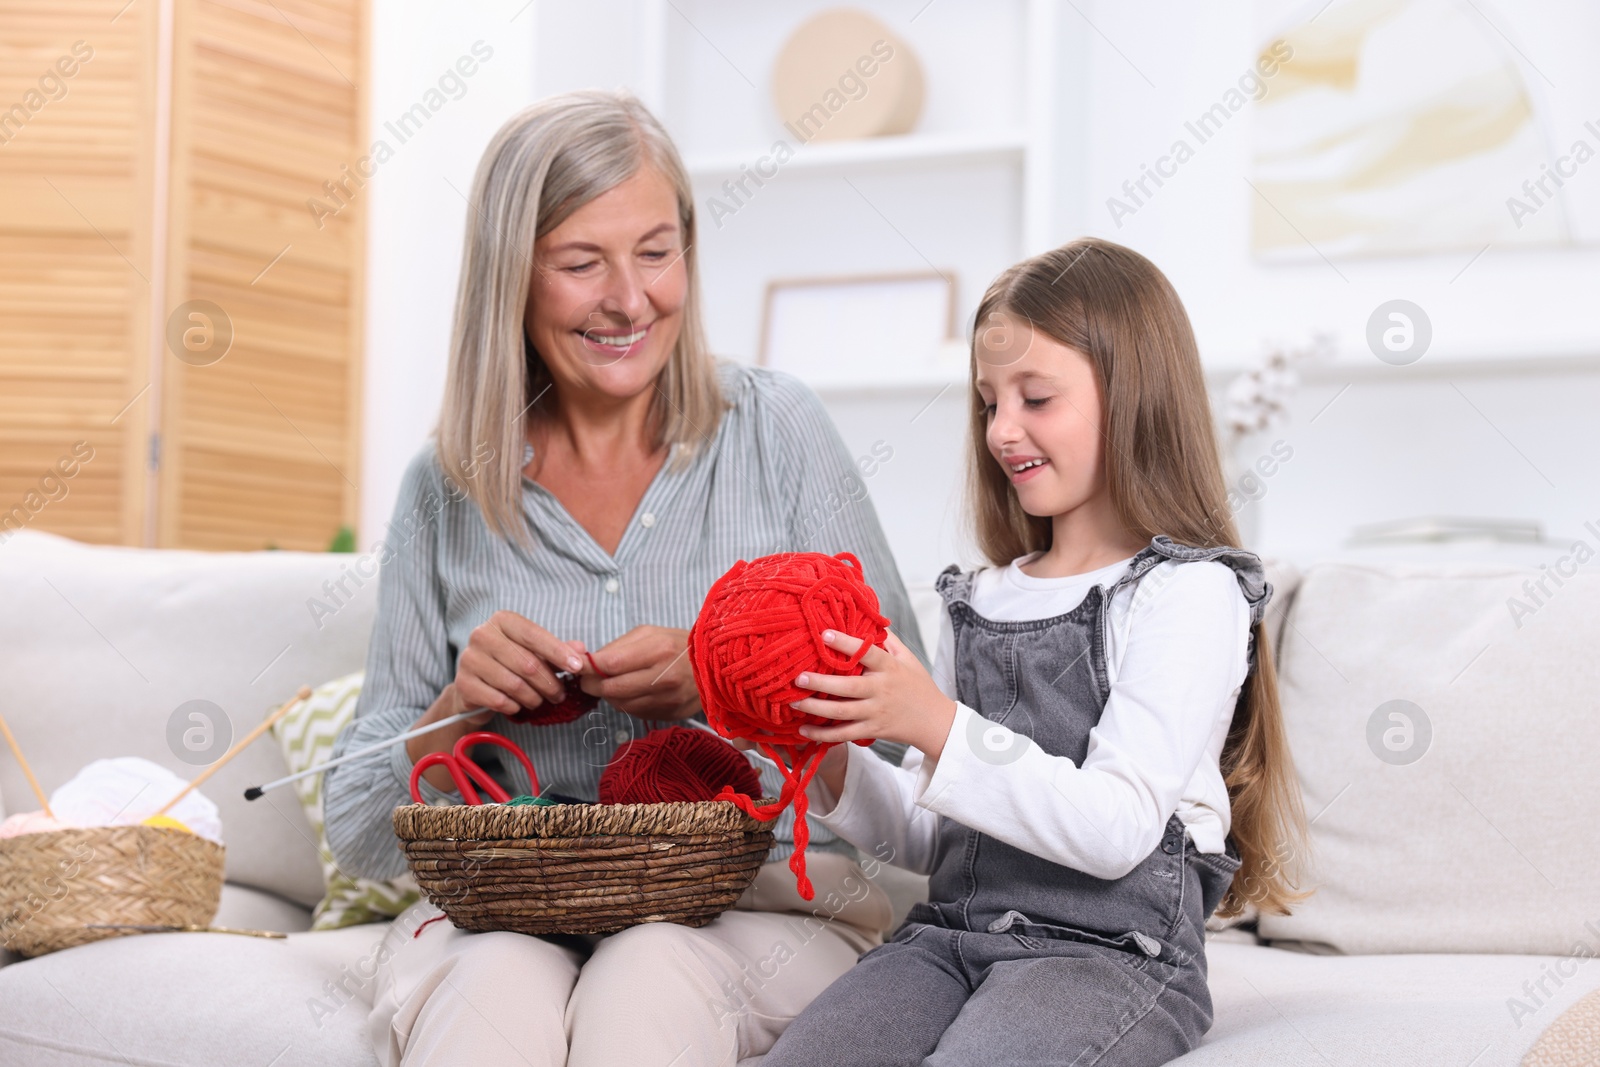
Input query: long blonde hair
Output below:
<box><xmin>436</xmin><ymin>90</ymin><xmax>724</xmax><ymax>545</ymax></box>
<box><xmin>966</xmin><ymin>237</ymin><xmax>1309</xmax><ymax>919</ymax></box>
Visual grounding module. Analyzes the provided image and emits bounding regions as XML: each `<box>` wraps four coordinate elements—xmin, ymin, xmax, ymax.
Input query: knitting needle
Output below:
<box><xmin>153</xmin><ymin>686</ymin><xmax>312</xmax><ymax>818</ymax></box>
<box><xmin>243</xmin><ymin>707</ymin><xmax>485</xmax><ymax>801</ymax></box>
<box><xmin>0</xmin><ymin>709</ymin><xmax>53</xmax><ymax>818</ymax></box>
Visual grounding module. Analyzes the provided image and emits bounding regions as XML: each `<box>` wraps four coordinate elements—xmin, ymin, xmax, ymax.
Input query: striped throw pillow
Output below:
<box><xmin>271</xmin><ymin>672</ymin><xmax>421</xmax><ymax>930</ymax></box>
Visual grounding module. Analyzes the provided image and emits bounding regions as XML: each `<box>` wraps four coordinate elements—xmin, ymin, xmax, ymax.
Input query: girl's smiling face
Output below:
<box><xmin>524</xmin><ymin>165</ymin><xmax>688</xmax><ymax>400</ymax></box>
<box><xmin>975</xmin><ymin>314</ymin><xmax>1109</xmax><ymax>518</ymax></box>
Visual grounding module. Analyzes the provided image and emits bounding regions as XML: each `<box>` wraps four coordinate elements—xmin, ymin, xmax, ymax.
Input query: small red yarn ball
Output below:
<box><xmin>598</xmin><ymin>726</ymin><xmax>762</xmax><ymax>805</ymax></box>
<box><xmin>511</xmin><ymin>650</ymin><xmax>609</xmax><ymax>726</ymax></box>
<box><xmin>689</xmin><ymin>551</ymin><xmax>890</xmax><ymax>745</ymax></box>
<box><xmin>508</xmin><ymin>671</ymin><xmax>595</xmax><ymax>726</ymax></box>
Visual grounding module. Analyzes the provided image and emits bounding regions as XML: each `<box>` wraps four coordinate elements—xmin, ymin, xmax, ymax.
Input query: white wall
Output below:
<box><xmin>360</xmin><ymin>2</ymin><xmax>535</xmax><ymax>544</ymax></box>
<box><xmin>361</xmin><ymin>0</ymin><xmax>1600</xmax><ymax>586</ymax></box>
<box><xmin>1086</xmin><ymin>0</ymin><xmax>1600</xmax><ymax>368</ymax></box>
<box><xmin>1078</xmin><ymin>0</ymin><xmax>1600</xmax><ymax>561</ymax></box>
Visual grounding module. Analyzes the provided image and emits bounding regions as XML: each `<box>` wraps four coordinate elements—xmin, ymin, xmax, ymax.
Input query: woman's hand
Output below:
<box><xmin>792</xmin><ymin>630</ymin><xmax>957</xmax><ymax>760</ymax></box>
<box><xmin>456</xmin><ymin>611</ymin><xmax>586</xmax><ymax>718</ymax></box>
<box><xmin>407</xmin><ymin>612</ymin><xmax>585</xmax><ymax>792</ymax></box>
<box><xmin>581</xmin><ymin>625</ymin><xmax>702</xmax><ymax>721</ymax></box>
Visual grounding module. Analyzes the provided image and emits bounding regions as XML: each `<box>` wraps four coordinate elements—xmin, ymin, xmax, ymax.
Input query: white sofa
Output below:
<box><xmin>0</xmin><ymin>528</ymin><xmax>1596</xmax><ymax>1066</ymax></box>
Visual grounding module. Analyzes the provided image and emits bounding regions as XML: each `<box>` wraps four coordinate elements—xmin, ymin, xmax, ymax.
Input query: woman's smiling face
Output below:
<box><xmin>524</xmin><ymin>164</ymin><xmax>688</xmax><ymax>402</ymax></box>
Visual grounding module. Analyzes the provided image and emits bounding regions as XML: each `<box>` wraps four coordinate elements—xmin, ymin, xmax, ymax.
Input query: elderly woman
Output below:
<box><xmin>323</xmin><ymin>90</ymin><xmax>925</xmax><ymax>1067</ymax></box>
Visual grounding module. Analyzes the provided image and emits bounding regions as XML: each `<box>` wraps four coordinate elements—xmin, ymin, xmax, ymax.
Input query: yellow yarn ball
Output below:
<box><xmin>140</xmin><ymin>814</ymin><xmax>193</xmax><ymax>833</ymax></box>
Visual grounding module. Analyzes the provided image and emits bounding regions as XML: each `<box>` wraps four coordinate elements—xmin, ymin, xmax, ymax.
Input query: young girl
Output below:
<box><xmin>760</xmin><ymin>238</ymin><xmax>1309</xmax><ymax>1067</ymax></box>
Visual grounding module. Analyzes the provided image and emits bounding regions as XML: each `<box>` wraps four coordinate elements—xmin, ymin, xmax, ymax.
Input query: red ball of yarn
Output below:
<box><xmin>598</xmin><ymin>727</ymin><xmax>762</xmax><ymax>805</ymax></box>
<box><xmin>688</xmin><ymin>551</ymin><xmax>890</xmax><ymax>900</ymax></box>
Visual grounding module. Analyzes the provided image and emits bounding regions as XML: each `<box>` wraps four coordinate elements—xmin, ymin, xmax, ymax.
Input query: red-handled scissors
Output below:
<box><xmin>409</xmin><ymin>732</ymin><xmax>539</xmax><ymax>805</ymax></box>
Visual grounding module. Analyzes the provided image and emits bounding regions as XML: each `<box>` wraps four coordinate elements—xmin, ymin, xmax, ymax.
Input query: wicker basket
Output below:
<box><xmin>0</xmin><ymin>825</ymin><xmax>225</xmax><ymax>958</ymax></box>
<box><xmin>393</xmin><ymin>799</ymin><xmax>777</xmax><ymax>936</ymax></box>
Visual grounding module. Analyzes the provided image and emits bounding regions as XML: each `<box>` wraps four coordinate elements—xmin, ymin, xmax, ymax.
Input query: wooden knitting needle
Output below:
<box><xmin>0</xmin><ymin>709</ymin><xmax>52</xmax><ymax>818</ymax></box>
<box><xmin>153</xmin><ymin>686</ymin><xmax>312</xmax><ymax>818</ymax></box>
<box><xmin>86</xmin><ymin>922</ymin><xmax>287</xmax><ymax>939</ymax></box>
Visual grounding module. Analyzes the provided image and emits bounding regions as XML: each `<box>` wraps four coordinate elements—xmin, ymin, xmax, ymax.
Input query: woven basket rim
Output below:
<box><xmin>0</xmin><ymin>823</ymin><xmax>224</xmax><ymax>855</ymax></box>
<box><xmin>393</xmin><ymin>796</ymin><xmax>779</xmax><ymax>842</ymax></box>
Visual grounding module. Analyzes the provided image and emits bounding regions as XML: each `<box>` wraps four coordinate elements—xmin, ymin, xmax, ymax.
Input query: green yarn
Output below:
<box><xmin>505</xmin><ymin>795</ymin><xmax>559</xmax><ymax>807</ymax></box>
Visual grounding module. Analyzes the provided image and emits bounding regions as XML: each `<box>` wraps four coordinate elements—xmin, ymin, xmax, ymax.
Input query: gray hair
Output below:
<box><xmin>435</xmin><ymin>89</ymin><xmax>723</xmax><ymax>545</ymax></box>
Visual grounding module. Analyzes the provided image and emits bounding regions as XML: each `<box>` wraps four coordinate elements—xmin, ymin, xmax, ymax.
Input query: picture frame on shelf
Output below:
<box><xmin>757</xmin><ymin>270</ymin><xmax>959</xmax><ymax>388</ymax></box>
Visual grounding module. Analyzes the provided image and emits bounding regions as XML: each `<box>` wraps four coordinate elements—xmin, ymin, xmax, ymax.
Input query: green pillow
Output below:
<box><xmin>270</xmin><ymin>672</ymin><xmax>422</xmax><ymax>929</ymax></box>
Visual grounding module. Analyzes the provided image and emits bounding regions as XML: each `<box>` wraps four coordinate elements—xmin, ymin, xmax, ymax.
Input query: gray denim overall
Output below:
<box><xmin>764</xmin><ymin>536</ymin><xmax>1272</xmax><ymax>1067</ymax></box>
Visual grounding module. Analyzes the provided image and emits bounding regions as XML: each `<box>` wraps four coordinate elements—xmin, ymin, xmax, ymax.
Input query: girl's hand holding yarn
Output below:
<box><xmin>793</xmin><ymin>629</ymin><xmax>958</xmax><ymax>761</ymax></box>
<box><xmin>689</xmin><ymin>550</ymin><xmax>895</xmax><ymax>900</ymax></box>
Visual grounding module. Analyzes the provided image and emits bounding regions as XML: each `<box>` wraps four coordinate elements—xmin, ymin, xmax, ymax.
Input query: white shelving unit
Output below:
<box><xmin>530</xmin><ymin>0</ymin><xmax>1086</xmax><ymax>389</ymax></box>
<box><xmin>685</xmin><ymin>128</ymin><xmax>1030</xmax><ymax>182</ymax></box>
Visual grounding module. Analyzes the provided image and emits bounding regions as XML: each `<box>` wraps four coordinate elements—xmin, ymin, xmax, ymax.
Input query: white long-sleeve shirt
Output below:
<box><xmin>807</xmin><ymin>552</ymin><xmax>1252</xmax><ymax>881</ymax></box>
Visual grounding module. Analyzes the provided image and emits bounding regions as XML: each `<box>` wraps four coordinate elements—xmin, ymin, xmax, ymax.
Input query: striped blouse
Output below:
<box><xmin>324</xmin><ymin>361</ymin><xmax>926</xmax><ymax>882</ymax></box>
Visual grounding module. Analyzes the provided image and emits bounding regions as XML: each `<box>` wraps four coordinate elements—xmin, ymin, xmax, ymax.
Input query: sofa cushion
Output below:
<box><xmin>0</xmin><ymin>922</ymin><xmax>386</xmax><ymax>1067</ymax></box>
<box><xmin>0</xmin><ymin>531</ymin><xmax>378</xmax><ymax>910</ymax></box>
<box><xmin>272</xmin><ymin>672</ymin><xmax>422</xmax><ymax>929</ymax></box>
<box><xmin>214</xmin><ymin>883</ymin><xmax>313</xmax><ymax>935</ymax></box>
<box><xmin>1170</xmin><ymin>939</ymin><xmax>1600</xmax><ymax>1066</ymax></box>
<box><xmin>1258</xmin><ymin>561</ymin><xmax>1600</xmax><ymax>955</ymax></box>
<box><xmin>1258</xmin><ymin>556</ymin><xmax>1300</xmax><ymax>661</ymax></box>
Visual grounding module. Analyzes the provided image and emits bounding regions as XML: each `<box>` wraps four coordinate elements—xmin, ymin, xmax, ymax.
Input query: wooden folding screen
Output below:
<box><xmin>0</xmin><ymin>0</ymin><xmax>366</xmax><ymax>551</ymax></box>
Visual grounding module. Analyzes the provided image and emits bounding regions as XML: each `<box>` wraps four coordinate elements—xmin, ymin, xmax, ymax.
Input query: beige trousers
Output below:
<box><xmin>368</xmin><ymin>852</ymin><xmax>893</xmax><ymax>1067</ymax></box>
